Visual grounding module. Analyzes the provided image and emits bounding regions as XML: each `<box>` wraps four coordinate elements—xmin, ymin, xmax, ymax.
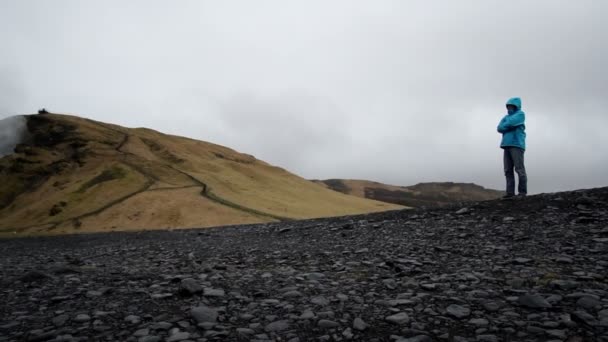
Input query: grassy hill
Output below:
<box><xmin>312</xmin><ymin>179</ymin><xmax>503</xmax><ymax>207</ymax></box>
<box><xmin>0</xmin><ymin>114</ymin><xmax>402</xmax><ymax>235</ymax></box>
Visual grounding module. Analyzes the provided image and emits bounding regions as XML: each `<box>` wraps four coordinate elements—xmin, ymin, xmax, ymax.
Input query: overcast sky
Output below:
<box><xmin>1</xmin><ymin>1</ymin><xmax>607</xmax><ymax>194</ymax></box>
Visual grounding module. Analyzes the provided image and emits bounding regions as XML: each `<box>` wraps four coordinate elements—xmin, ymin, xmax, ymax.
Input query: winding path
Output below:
<box><xmin>16</xmin><ymin>122</ymin><xmax>290</xmax><ymax>232</ymax></box>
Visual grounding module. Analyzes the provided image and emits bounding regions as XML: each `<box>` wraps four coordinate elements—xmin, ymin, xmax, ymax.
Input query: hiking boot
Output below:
<box><xmin>502</xmin><ymin>194</ymin><xmax>515</xmax><ymax>200</ymax></box>
<box><xmin>517</xmin><ymin>193</ymin><xmax>527</xmax><ymax>198</ymax></box>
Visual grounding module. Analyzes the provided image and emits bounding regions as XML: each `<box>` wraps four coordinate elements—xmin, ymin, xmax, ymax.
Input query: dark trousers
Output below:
<box><xmin>504</xmin><ymin>147</ymin><xmax>527</xmax><ymax>195</ymax></box>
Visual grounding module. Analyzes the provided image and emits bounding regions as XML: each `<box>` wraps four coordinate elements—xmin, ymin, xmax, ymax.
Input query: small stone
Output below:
<box><xmin>550</xmin><ymin>280</ymin><xmax>578</xmax><ymax>290</ymax></box>
<box><xmin>353</xmin><ymin>317</ymin><xmax>368</xmax><ymax>331</ymax></box>
<box><xmin>576</xmin><ymin>296</ymin><xmax>602</xmax><ymax>310</ymax></box>
<box><xmin>555</xmin><ymin>256</ymin><xmax>573</xmax><ymax>264</ymax></box>
<box><xmin>240</xmin><ymin>313</ymin><xmax>254</xmax><ymax>321</ymax></box>
<box><xmin>546</xmin><ymin>294</ymin><xmax>563</xmax><ymax>304</ymax></box>
<box><xmin>179</xmin><ymin>278</ymin><xmax>203</xmax><ymax>295</ymax></box>
<box><xmin>398</xmin><ymin>336</ymin><xmax>432</xmax><ymax>342</ymax></box>
<box><xmin>469</xmin><ymin>318</ymin><xmax>489</xmax><ymax>326</ymax></box>
<box><xmin>52</xmin><ymin>314</ymin><xmax>69</xmax><ymax>327</ymax></box>
<box><xmin>455</xmin><ymin>208</ymin><xmax>470</xmax><ymax>215</ymax></box>
<box><xmin>518</xmin><ymin>294</ymin><xmax>552</xmax><ymax>309</ymax></box>
<box><xmin>318</xmin><ymin>320</ymin><xmax>340</xmax><ymax>328</ymax></box>
<box><xmin>342</xmin><ymin>327</ymin><xmax>354</xmax><ymax>339</ymax></box>
<box><xmin>542</xmin><ymin>322</ymin><xmax>560</xmax><ymax>330</ymax></box>
<box><xmin>124</xmin><ymin>315</ymin><xmax>141</xmax><ymax>324</ymax></box>
<box><xmin>420</xmin><ymin>283</ymin><xmax>438</xmax><ymax>291</ymax></box>
<box><xmin>306</xmin><ymin>272</ymin><xmax>325</xmax><ymax>280</ymax></box>
<box><xmin>166</xmin><ymin>332</ymin><xmax>190</xmax><ymax>342</ymax></box>
<box><xmin>18</xmin><ymin>271</ymin><xmax>51</xmax><ymax>283</ymax></box>
<box><xmin>546</xmin><ymin>329</ymin><xmax>567</xmax><ymax>339</ymax></box>
<box><xmin>383</xmin><ymin>279</ymin><xmax>397</xmax><ymax>289</ymax></box>
<box><xmin>298</xmin><ymin>309</ymin><xmax>315</xmax><ymax>320</ymax></box>
<box><xmin>571</xmin><ymin>310</ymin><xmax>598</xmax><ymax>326</ymax></box>
<box><xmin>446</xmin><ymin>304</ymin><xmax>471</xmax><ymax>319</ymax></box>
<box><xmin>93</xmin><ymin>311</ymin><xmax>112</xmax><ymax>318</ymax></box>
<box><xmin>482</xmin><ymin>302</ymin><xmax>501</xmax><ymax>312</ymax></box>
<box><xmin>283</xmin><ymin>290</ymin><xmax>303</xmax><ymax>298</ymax></box>
<box><xmin>317</xmin><ymin>311</ymin><xmax>335</xmax><ymax>319</ymax></box>
<box><xmin>198</xmin><ymin>322</ymin><xmax>215</xmax><ymax>330</ymax></box>
<box><xmin>236</xmin><ymin>328</ymin><xmax>255</xmax><ymax>336</ymax></box>
<box><xmin>151</xmin><ymin>293</ymin><xmax>173</xmax><ymax>299</ymax></box>
<box><xmin>151</xmin><ymin>322</ymin><xmax>173</xmax><ymax>330</ymax></box>
<box><xmin>133</xmin><ymin>328</ymin><xmax>149</xmax><ymax>337</ymax></box>
<box><xmin>203</xmin><ymin>288</ymin><xmax>225</xmax><ymax>297</ymax></box>
<box><xmin>513</xmin><ymin>257</ymin><xmax>533</xmax><ymax>264</ymax></box>
<box><xmin>527</xmin><ymin>325</ymin><xmax>544</xmax><ymax>334</ymax></box>
<box><xmin>476</xmin><ymin>335</ymin><xmax>498</xmax><ymax>342</ymax></box>
<box><xmin>311</xmin><ymin>296</ymin><xmax>330</xmax><ymax>306</ymax></box>
<box><xmin>73</xmin><ymin>314</ymin><xmax>91</xmax><ymax>323</ymax></box>
<box><xmin>265</xmin><ymin>320</ymin><xmax>290</xmax><ymax>332</ymax></box>
<box><xmin>191</xmin><ymin>306</ymin><xmax>218</xmax><ymax>323</ymax></box>
<box><xmin>386</xmin><ymin>312</ymin><xmax>410</xmax><ymax>325</ymax></box>
<box><xmin>139</xmin><ymin>337</ymin><xmax>161</xmax><ymax>342</ymax></box>
<box><xmin>86</xmin><ymin>290</ymin><xmax>103</xmax><ymax>297</ymax></box>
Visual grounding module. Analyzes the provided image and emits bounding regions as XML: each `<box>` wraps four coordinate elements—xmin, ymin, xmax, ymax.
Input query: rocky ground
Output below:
<box><xmin>1</xmin><ymin>188</ymin><xmax>607</xmax><ymax>342</ymax></box>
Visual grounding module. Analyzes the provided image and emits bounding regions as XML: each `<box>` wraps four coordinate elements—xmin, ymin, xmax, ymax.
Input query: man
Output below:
<box><xmin>497</xmin><ymin>97</ymin><xmax>527</xmax><ymax>198</ymax></box>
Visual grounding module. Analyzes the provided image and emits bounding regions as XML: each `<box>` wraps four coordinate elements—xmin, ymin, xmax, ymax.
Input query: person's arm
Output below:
<box><xmin>497</xmin><ymin>117</ymin><xmax>510</xmax><ymax>133</ymax></box>
<box><xmin>502</xmin><ymin>112</ymin><xmax>525</xmax><ymax>129</ymax></box>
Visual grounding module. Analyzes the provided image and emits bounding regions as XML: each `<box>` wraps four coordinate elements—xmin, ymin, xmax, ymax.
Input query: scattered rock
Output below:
<box><xmin>2</xmin><ymin>187</ymin><xmax>608</xmax><ymax>341</ymax></box>
<box><xmin>166</xmin><ymin>331</ymin><xmax>190</xmax><ymax>342</ymax></box>
<box><xmin>191</xmin><ymin>306</ymin><xmax>218</xmax><ymax>323</ymax></box>
<box><xmin>353</xmin><ymin>317</ymin><xmax>368</xmax><ymax>331</ymax></box>
<box><xmin>18</xmin><ymin>271</ymin><xmax>51</xmax><ymax>283</ymax></box>
<box><xmin>469</xmin><ymin>318</ymin><xmax>489</xmax><ymax>326</ymax></box>
<box><xmin>446</xmin><ymin>304</ymin><xmax>471</xmax><ymax>319</ymax></box>
<box><xmin>311</xmin><ymin>296</ymin><xmax>330</xmax><ymax>306</ymax></box>
<box><xmin>203</xmin><ymin>288</ymin><xmax>225</xmax><ymax>297</ymax></box>
<box><xmin>518</xmin><ymin>294</ymin><xmax>552</xmax><ymax>309</ymax></box>
<box><xmin>318</xmin><ymin>320</ymin><xmax>340</xmax><ymax>328</ymax></box>
<box><xmin>265</xmin><ymin>320</ymin><xmax>290</xmax><ymax>332</ymax></box>
<box><xmin>386</xmin><ymin>312</ymin><xmax>410</xmax><ymax>325</ymax></box>
<box><xmin>179</xmin><ymin>278</ymin><xmax>203</xmax><ymax>295</ymax></box>
<box><xmin>576</xmin><ymin>296</ymin><xmax>601</xmax><ymax>310</ymax></box>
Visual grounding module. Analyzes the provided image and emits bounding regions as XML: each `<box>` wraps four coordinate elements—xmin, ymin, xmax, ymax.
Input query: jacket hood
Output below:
<box><xmin>506</xmin><ymin>97</ymin><xmax>522</xmax><ymax>110</ymax></box>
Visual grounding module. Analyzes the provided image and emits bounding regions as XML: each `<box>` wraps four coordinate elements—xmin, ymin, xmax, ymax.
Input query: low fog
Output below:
<box><xmin>0</xmin><ymin>116</ymin><xmax>27</xmax><ymax>157</ymax></box>
<box><xmin>1</xmin><ymin>1</ymin><xmax>607</xmax><ymax>193</ymax></box>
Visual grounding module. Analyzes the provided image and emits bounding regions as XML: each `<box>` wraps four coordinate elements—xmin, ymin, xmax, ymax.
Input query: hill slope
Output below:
<box><xmin>0</xmin><ymin>114</ymin><xmax>401</xmax><ymax>235</ymax></box>
<box><xmin>1</xmin><ymin>187</ymin><xmax>606</xmax><ymax>340</ymax></box>
<box><xmin>313</xmin><ymin>179</ymin><xmax>503</xmax><ymax>207</ymax></box>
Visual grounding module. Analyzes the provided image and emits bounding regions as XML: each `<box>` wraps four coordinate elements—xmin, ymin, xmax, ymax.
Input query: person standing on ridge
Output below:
<box><xmin>497</xmin><ymin>97</ymin><xmax>527</xmax><ymax>198</ymax></box>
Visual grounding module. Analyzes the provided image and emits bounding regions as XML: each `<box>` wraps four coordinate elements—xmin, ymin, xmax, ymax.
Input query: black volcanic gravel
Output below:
<box><xmin>1</xmin><ymin>188</ymin><xmax>608</xmax><ymax>342</ymax></box>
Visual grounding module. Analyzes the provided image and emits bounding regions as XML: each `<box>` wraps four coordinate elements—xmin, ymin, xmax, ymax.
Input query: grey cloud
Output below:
<box><xmin>1</xmin><ymin>1</ymin><xmax>607</xmax><ymax>193</ymax></box>
<box><xmin>0</xmin><ymin>116</ymin><xmax>27</xmax><ymax>157</ymax></box>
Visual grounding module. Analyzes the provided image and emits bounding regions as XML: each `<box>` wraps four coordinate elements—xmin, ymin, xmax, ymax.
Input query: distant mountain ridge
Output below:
<box><xmin>0</xmin><ymin>113</ymin><xmax>402</xmax><ymax>235</ymax></box>
<box><xmin>312</xmin><ymin>179</ymin><xmax>503</xmax><ymax>207</ymax></box>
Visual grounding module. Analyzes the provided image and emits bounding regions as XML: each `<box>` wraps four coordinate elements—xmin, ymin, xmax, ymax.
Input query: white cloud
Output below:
<box><xmin>1</xmin><ymin>0</ymin><xmax>607</xmax><ymax>193</ymax></box>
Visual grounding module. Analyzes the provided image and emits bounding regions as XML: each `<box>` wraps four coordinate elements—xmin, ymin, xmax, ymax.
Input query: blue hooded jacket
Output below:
<box><xmin>497</xmin><ymin>97</ymin><xmax>526</xmax><ymax>150</ymax></box>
